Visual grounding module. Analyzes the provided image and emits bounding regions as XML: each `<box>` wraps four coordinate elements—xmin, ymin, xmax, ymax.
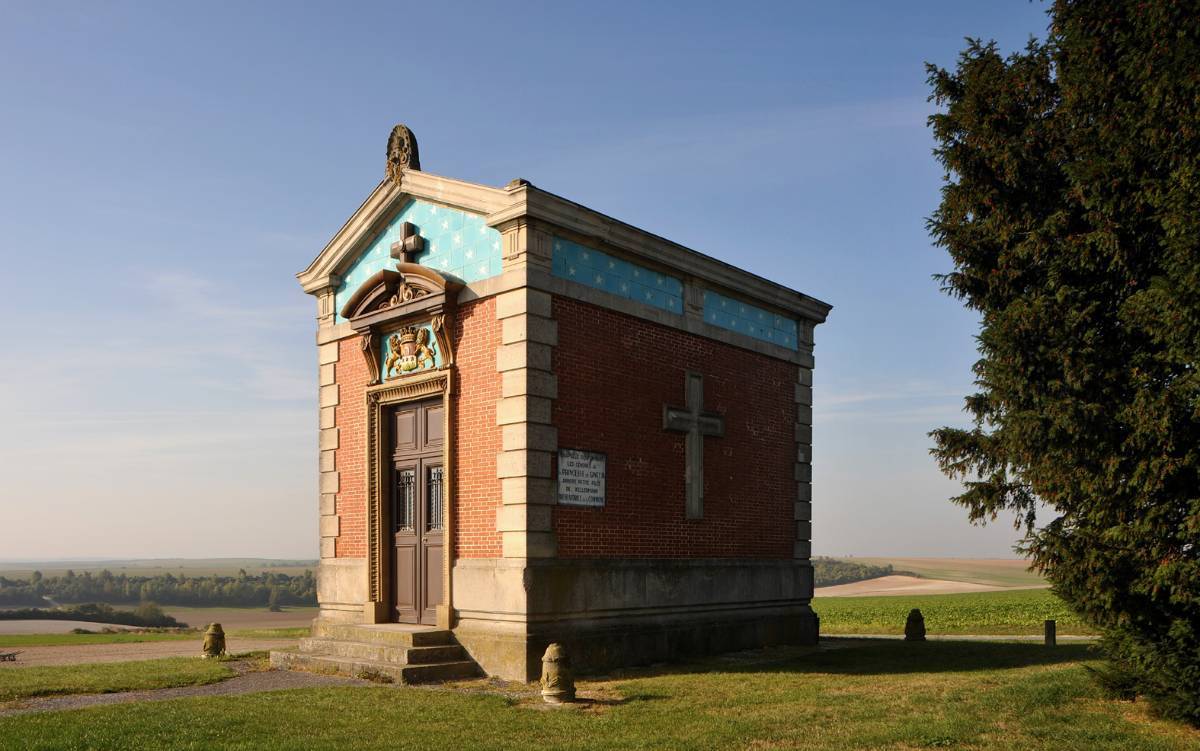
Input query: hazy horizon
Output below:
<box><xmin>1</xmin><ymin>2</ymin><xmax>1052</xmax><ymax>560</ymax></box>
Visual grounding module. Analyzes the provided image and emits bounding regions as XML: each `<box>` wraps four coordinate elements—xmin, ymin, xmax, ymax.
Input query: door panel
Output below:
<box><xmin>389</xmin><ymin>399</ymin><xmax>445</xmax><ymax>626</ymax></box>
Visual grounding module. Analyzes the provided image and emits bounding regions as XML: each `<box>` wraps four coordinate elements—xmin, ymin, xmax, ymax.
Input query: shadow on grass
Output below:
<box><xmin>585</xmin><ymin>639</ymin><xmax>1097</xmax><ymax>684</ymax></box>
<box><xmin>736</xmin><ymin>639</ymin><xmax>1097</xmax><ymax>677</ymax></box>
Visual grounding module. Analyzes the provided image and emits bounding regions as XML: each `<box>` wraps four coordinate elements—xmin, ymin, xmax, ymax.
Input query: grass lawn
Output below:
<box><xmin>0</xmin><ymin>632</ymin><xmax>194</xmax><ymax>648</ymax></box>
<box><xmin>225</xmin><ymin>627</ymin><xmax>309</xmax><ymax>640</ymax></box>
<box><xmin>815</xmin><ymin>589</ymin><xmax>1097</xmax><ymax>635</ymax></box>
<box><xmin>1</xmin><ymin>641</ymin><xmax>1195</xmax><ymax>750</ymax></box>
<box><xmin>0</xmin><ymin>657</ymin><xmax>234</xmax><ymax>702</ymax></box>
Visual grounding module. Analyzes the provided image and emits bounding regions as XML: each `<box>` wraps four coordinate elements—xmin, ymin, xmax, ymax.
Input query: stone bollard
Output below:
<box><xmin>904</xmin><ymin>609</ymin><xmax>926</xmax><ymax>641</ymax></box>
<box><xmin>1044</xmin><ymin>619</ymin><xmax>1056</xmax><ymax>647</ymax></box>
<box><xmin>201</xmin><ymin>623</ymin><xmax>226</xmax><ymax>658</ymax></box>
<box><xmin>540</xmin><ymin>643</ymin><xmax>575</xmax><ymax>703</ymax></box>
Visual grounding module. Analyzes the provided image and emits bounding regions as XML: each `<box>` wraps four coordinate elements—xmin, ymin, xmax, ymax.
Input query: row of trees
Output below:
<box><xmin>811</xmin><ymin>558</ymin><xmax>893</xmax><ymax>588</ymax></box>
<box><xmin>0</xmin><ymin>569</ymin><xmax>316</xmax><ymax>608</ymax></box>
<box><xmin>0</xmin><ymin>602</ymin><xmax>183</xmax><ymax>628</ymax></box>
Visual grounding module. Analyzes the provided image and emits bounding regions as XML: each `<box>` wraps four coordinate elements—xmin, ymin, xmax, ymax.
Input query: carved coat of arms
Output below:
<box><xmin>385</xmin><ymin>326</ymin><xmax>436</xmax><ymax>378</ymax></box>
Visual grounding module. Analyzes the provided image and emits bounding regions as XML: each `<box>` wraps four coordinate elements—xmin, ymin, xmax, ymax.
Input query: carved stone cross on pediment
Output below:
<box><xmin>390</xmin><ymin>221</ymin><xmax>425</xmax><ymax>264</ymax></box>
<box><xmin>663</xmin><ymin>372</ymin><xmax>725</xmax><ymax>519</ymax></box>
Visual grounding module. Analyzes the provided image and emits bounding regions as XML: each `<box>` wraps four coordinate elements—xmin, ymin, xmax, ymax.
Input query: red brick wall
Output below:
<box><xmin>332</xmin><ymin>298</ymin><xmax>501</xmax><ymax>559</ymax></box>
<box><xmin>553</xmin><ymin>296</ymin><xmax>796</xmax><ymax>559</ymax></box>
<box><xmin>333</xmin><ymin>336</ymin><xmax>369</xmax><ymax>558</ymax></box>
<box><xmin>452</xmin><ymin>298</ymin><xmax>502</xmax><ymax>558</ymax></box>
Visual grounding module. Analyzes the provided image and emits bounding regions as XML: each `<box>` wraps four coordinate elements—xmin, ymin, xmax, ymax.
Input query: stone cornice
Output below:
<box><xmin>489</xmin><ymin>183</ymin><xmax>833</xmax><ymax>325</ymax></box>
<box><xmin>299</xmin><ymin>173</ymin><xmax>832</xmax><ymax>325</ymax></box>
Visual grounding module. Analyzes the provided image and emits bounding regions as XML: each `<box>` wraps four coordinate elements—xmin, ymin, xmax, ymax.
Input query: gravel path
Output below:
<box><xmin>0</xmin><ymin>638</ymin><xmax>297</xmax><ymax>667</ymax></box>
<box><xmin>0</xmin><ymin>660</ymin><xmax>368</xmax><ymax>717</ymax></box>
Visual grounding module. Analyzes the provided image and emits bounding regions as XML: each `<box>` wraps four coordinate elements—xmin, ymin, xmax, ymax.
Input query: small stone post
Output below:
<box><xmin>1044</xmin><ymin>619</ymin><xmax>1056</xmax><ymax>647</ymax></box>
<box><xmin>904</xmin><ymin>609</ymin><xmax>926</xmax><ymax>642</ymax></box>
<box><xmin>540</xmin><ymin>643</ymin><xmax>575</xmax><ymax>703</ymax></box>
<box><xmin>201</xmin><ymin>623</ymin><xmax>226</xmax><ymax>658</ymax></box>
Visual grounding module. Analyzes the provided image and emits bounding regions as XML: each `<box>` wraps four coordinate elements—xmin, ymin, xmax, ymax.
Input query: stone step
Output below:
<box><xmin>299</xmin><ymin>637</ymin><xmax>467</xmax><ymax>665</ymax></box>
<box><xmin>311</xmin><ymin>621</ymin><xmax>453</xmax><ymax>648</ymax></box>
<box><xmin>270</xmin><ymin>650</ymin><xmax>480</xmax><ymax>685</ymax></box>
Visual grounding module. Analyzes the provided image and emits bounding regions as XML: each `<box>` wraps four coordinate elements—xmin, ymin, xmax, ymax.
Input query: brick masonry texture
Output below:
<box><xmin>332</xmin><ymin>298</ymin><xmax>501</xmax><ymax>559</ymax></box>
<box><xmin>553</xmin><ymin>296</ymin><xmax>797</xmax><ymax>559</ymax></box>
<box><xmin>451</xmin><ymin>297</ymin><xmax>502</xmax><ymax>558</ymax></box>
<box><xmin>334</xmin><ymin>336</ymin><xmax>369</xmax><ymax>558</ymax></box>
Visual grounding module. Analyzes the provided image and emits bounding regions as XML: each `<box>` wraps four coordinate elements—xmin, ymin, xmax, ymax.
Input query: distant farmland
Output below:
<box><xmin>0</xmin><ymin>559</ymin><xmax>317</xmax><ymax>580</ymax></box>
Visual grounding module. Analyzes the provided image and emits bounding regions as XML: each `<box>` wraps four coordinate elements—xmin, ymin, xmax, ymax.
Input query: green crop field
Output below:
<box><xmin>814</xmin><ymin>589</ymin><xmax>1095</xmax><ymax>635</ymax></box>
<box><xmin>853</xmin><ymin>557</ymin><xmax>1046</xmax><ymax>588</ymax></box>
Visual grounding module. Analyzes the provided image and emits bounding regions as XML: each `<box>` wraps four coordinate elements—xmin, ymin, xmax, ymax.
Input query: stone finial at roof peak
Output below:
<box><xmin>385</xmin><ymin>124</ymin><xmax>420</xmax><ymax>185</ymax></box>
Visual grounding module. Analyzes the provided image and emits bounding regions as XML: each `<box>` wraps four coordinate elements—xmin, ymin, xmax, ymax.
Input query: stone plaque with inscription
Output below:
<box><xmin>557</xmin><ymin>449</ymin><xmax>606</xmax><ymax>507</ymax></box>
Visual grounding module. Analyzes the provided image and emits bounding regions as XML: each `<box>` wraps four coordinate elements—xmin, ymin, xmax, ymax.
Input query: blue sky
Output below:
<box><xmin>0</xmin><ymin>1</ymin><xmax>1051</xmax><ymax>559</ymax></box>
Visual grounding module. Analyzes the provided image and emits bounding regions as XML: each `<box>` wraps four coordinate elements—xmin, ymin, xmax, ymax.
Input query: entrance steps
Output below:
<box><xmin>270</xmin><ymin>622</ymin><xmax>480</xmax><ymax>684</ymax></box>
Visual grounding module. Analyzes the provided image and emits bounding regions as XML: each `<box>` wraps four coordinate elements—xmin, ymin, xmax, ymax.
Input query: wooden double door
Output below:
<box><xmin>388</xmin><ymin>398</ymin><xmax>444</xmax><ymax>625</ymax></box>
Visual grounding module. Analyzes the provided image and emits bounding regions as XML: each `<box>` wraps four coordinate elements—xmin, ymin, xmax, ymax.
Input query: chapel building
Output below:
<box><xmin>283</xmin><ymin>125</ymin><xmax>832</xmax><ymax>682</ymax></box>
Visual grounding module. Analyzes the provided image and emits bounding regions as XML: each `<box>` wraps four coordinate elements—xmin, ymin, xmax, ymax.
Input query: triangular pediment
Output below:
<box><xmin>296</xmin><ymin>170</ymin><xmax>515</xmax><ymax>296</ymax></box>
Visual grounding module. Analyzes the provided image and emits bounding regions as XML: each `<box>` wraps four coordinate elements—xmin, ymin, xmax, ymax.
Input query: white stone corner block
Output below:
<box><xmin>794</xmin><ymin>501</ymin><xmax>812</xmax><ymax>521</ymax></box>
<box><xmin>501</xmin><ymin>477</ymin><xmax>558</xmax><ymax>505</ymax></box>
<box><xmin>797</xmin><ymin>482</ymin><xmax>812</xmax><ymax>502</ymax></box>
<box><xmin>319</xmin><ymin>363</ymin><xmax>336</xmax><ymax>387</ymax></box>
<box><xmin>495</xmin><ymin>396</ymin><xmax>553</xmax><ymax>426</ymax></box>
<box><xmin>501</xmin><ymin>422</ymin><xmax>558</xmax><ymax>452</ymax></box>
<box><xmin>319</xmin><ymin>493</ymin><xmax>336</xmax><ymax>516</ymax></box>
<box><xmin>501</xmin><ymin>315</ymin><xmax>558</xmax><ymax>347</ymax></box>
<box><xmin>793</xmin><ymin>540</ymin><xmax>812</xmax><ymax>559</ymax></box>
<box><xmin>795</xmin><ymin>520</ymin><xmax>812</xmax><ymax>540</ymax></box>
<box><xmin>496</xmin><ymin>504</ymin><xmax>553</xmax><ymax>533</ymax></box>
<box><xmin>319</xmin><ymin>471</ymin><xmax>340</xmax><ymax>494</ymax></box>
<box><xmin>496</xmin><ymin>449</ymin><xmax>553</xmax><ymax>479</ymax></box>
<box><xmin>319</xmin><ymin>384</ymin><xmax>339</xmax><ymax>408</ymax></box>
<box><xmin>318</xmin><ymin>341</ymin><xmax>339</xmax><ymax>365</ymax></box>
<box><xmin>502</xmin><ymin>531</ymin><xmax>557</xmax><ymax>558</ymax></box>
<box><xmin>319</xmin><ymin>427</ymin><xmax>339</xmax><ymax>451</ymax></box>
<box><xmin>319</xmin><ymin>514</ymin><xmax>340</xmax><ymax>538</ymax></box>
<box><xmin>501</xmin><ymin>369</ymin><xmax>558</xmax><ymax>399</ymax></box>
<box><xmin>496</xmin><ymin>341</ymin><xmax>553</xmax><ymax>373</ymax></box>
<box><xmin>319</xmin><ymin>537</ymin><xmax>336</xmax><ymax>559</ymax></box>
<box><xmin>496</xmin><ymin>288</ymin><xmax>552</xmax><ymax>319</ymax></box>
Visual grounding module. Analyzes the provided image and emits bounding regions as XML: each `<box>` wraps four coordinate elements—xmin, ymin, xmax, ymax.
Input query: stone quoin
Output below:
<box><xmin>289</xmin><ymin>124</ymin><xmax>833</xmax><ymax>681</ymax></box>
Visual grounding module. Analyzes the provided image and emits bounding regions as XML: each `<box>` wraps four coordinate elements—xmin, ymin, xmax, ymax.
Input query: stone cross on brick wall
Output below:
<box><xmin>390</xmin><ymin>221</ymin><xmax>425</xmax><ymax>263</ymax></box>
<box><xmin>663</xmin><ymin>372</ymin><xmax>725</xmax><ymax>519</ymax></box>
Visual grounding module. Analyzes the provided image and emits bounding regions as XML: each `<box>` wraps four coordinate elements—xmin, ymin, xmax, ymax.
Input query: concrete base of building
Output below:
<box><xmin>455</xmin><ymin>604</ymin><xmax>819</xmax><ymax>682</ymax></box>
<box><xmin>452</xmin><ymin>557</ymin><xmax>817</xmax><ymax>681</ymax></box>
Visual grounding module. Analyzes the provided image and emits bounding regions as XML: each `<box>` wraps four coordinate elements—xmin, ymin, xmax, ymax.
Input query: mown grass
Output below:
<box><xmin>815</xmin><ymin>589</ymin><xmax>1097</xmax><ymax>635</ymax></box>
<box><xmin>226</xmin><ymin>627</ymin><xmax>308</xmax><ymax>639</ymax></box>
<box><xmin>0</xmin><ymin>657</ymin><xmax>234</xmax><ymax>702</ymax></box>
<box><xmin>1</xmin><ymin>641</ymin><xmax>1195</xmax><ymax>750</ymax></box>
<box><xmin>0</xmin><ymin>632</ymin><xmax>194</xmax><ymax>648</ymax></box>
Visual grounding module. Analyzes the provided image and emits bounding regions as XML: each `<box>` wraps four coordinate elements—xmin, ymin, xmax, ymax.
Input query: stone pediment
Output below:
<box><xmin>339</xmin><ymin>262</ymin><xmax>462</xmax><ymax>331</ymax></box>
